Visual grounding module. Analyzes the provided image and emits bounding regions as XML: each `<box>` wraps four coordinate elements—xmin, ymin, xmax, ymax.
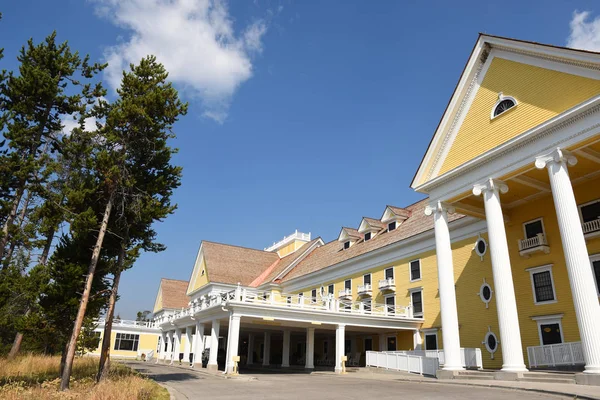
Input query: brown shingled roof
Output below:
<box><xmin>279</xmin><ymin>198</ymin><xmax>464</xmax><ymax>282</ymax></box>
<box><xmin>340</xmin><ymin>227</ymin><xmax>362</xmax><ymax>240</ymax></box>
<box><xmin>202</xmin><ymin>241</ymin><xmax>280</xmax><ymax>286</ymax></box>
<box><xmin>261</xmin><ymin>238</ymin><xmax>322</xmax><ymax>284</ymax></box>
<box><xmin>384</xmin><ymin>205</ymin><xmax>412</xmax><ymax>219</ymax></box>
<box><xmin>361</xmin><ymin>217</ymin><xmax>386</xmax><ymax>230</ymax></box>
<box><xmin>160</xmin><ymin>279</ymin><xmax>190</xmax><ymax>310</ymax></box>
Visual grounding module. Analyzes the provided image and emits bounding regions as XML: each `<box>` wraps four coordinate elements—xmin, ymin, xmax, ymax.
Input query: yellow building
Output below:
<box><xmin>139</xmin><ymin>34</ymin><xmax>600</xmax><ymax>383</ymax></box>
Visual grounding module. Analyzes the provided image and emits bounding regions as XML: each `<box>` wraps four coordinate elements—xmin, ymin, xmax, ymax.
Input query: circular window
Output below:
<box><xmin>475</xmin><ymin>238</ymin><xmax>487</xmax><ymax>257</ymax></box>
<box><xmin>484</xmin><ymin>331</ymin><xmax>499</xmax><ymax>354</ymax></box>
<box><xmin>479</xmin><ymin>283</ymin><xmax>492</xmax><ymax>305</ymax></box>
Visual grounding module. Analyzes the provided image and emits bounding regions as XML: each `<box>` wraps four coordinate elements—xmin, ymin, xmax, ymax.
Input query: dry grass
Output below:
<box><xmin>0</xmin><ymin>355</ymin><xmax>169</xmax><ymax>400</ymax></box>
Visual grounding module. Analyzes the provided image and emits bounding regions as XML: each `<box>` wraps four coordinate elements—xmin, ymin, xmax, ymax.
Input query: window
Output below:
<box><xmin>424</xmin><ymin>332</ymin><xmax>438</xmax><ymax>350</ymax></box>
<box><xmin>311</xmin><ymin>289</ymin><xmax>317</xmax><ymax>303</ymax></box>
<box><xmin>528</xmin><ymin>265</ymin><xmax>556</xmax><ymax>304</ymax></box>
<box><xmin>345</xmin><ymin>339</ymin><xmax>352</xmax><ymax>354</ymax></box>
<box><xmin>479</xmin><ymin>281</ymin><xmax>493</xmax><ymax>307</ymax></box>
<box><xmin>364</xmin><ymin>338</ymin><xmax>373</xmax><ymax>351</ymax></box>
<box><xmin>364</xmin><ymin>232</ymin><xmax>372</xmax><ymax>241</ymax></box>
<box><xmin>298</xmin><ymin>292</ymin><xmax>303</xmax><ymax>304</ymax></box>
<box><xmin>580</xmin><ymin>199</ymin><xmax>600</xmax><ymax>224</ymax></box>
<box><xmin>388</xmin><ymin>221</ymin><xmax>396</xmax><ymax>232</ymax></box>
<box><xmin>532</xmin><ymin>314</ymin><xmax>564</xmax><ymax>346</ymax></box>
<box><xmin>363</xmin><ymin>274</ymin><xmax>371</xmax><ymax>286</ymax></box>
<box><xmin>492</xmin><ymin>95</ymin><xmax>516</xmax><ymax>118</ymax></box>
<box><xmin>524</xmin><ymin>218</ymin><xmax>545</xmax><ymax>239</ymax></box>
<box><xmin>387</xmin><ymin>336</ymin><xmax>397</xmax><ymax>351</ymax></box>
<box><xmin>344</xmin><ymin>280</ymin><xmax>351</xmax><ymax>290</ymax></box>
<box><xmin>363</xmin><ymin>299</ymin><xmax>372</xmax><ymax>313</ymax></box>
<box><xmin>287</xmin><ymin>296</ymin><xmax>292</xmax><ymax>305</ymax></box>
<box><xmin>384</xmin><ymin>267</ymin><xmax>394</xmax><ymax>280</ymax></box>
<box><xmin>484</xmin><ymin>331</ymin><xmax>498</xmax><ymax>355</ymax></box>
<box><xmin>328</xmin><ymin>284</ymin><xmax>334</xmax><ymax>295</ymax></box>
<box><xmin>114</xmin><ymin>333</ymin><xmax>139</xmax><ymax>351</ymax></box>
<box><xmin>591</xmin><ymin>254</ymin><xmax>600</xmax><ymax>295</ymax></box>
<box><xmin>344</xmin><ymin>241</ymin><xmax>350</xmax><ymax>250</ymax></box>
<box><xmin>475</xmin><ymin>237</ymin><xmax>487</xmax><ymax>257</ymax></box>
<box><xmin>385</xmin><ymin>295</ymin><xmax>395</xmax><ymax>314</ymax></box>
<box><xmin>409</xmin><ymin>259</ymin><xmax>421</xmax><ymax>282</ymax></box>
<box><xmin>410</xmin><ymin>289</ymin><xmax>423</xmax><ymax>317</ymax></box>
<box><xmin>157</xmin><ymin>336</ymin><xmax>162</xmax><ymax>352</ymax></box>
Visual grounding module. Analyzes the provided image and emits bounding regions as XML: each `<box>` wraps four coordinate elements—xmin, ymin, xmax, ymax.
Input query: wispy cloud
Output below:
<box><xmin>94</xmin><ymin>0</ymin><xmax>268</xmax><ymax>123</ymax></box>
<box><xmin>567</xmin><ymin>10</ymin><xmax>600</xmax><ymax>51</ymax></box>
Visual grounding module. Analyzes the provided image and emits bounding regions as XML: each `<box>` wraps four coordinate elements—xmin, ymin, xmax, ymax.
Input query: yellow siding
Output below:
<box><xmin>189</xmin><ymin>256</ymin><xmax>209</xmax><ymax>293</ymax></box>
<box><xmin>439</xmin><ymin>57</ymin><xmax>600</xmax><ymax>175</ymax></box>
<box><xmin>153</xmin><ymin>288</ymin><xmax>163</xmax><ymax>313</ymax></box>
<box><xmin>277</xmin><ymin>240</ymin><xmax>309</xmax><ymax>257</ymax></box>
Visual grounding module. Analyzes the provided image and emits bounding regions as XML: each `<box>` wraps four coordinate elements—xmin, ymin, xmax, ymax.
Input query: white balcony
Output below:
<box><xmin>527</xmin><ymin>341</ymin><xmax>584</xmax><ymax>368</ymax></box>
<box><xmin>338</xmin><ymin>288</ymin><xmax>352</xmax><ymax>299</ymax></box>
<box><xmin>583</xmin><ymin>218</ymin><xmax>600</xmax><ymax>239</ymax></box>
<box><xmin>518</xmin><ymin>233</ymin><xmax>550</xmax><ymax>257</ymax></box>
<box><xmin>378</xmin><ymin>278</ymin><xmax>395</xmax><ymax>292</ymax></box>
<box><xmin>357</xmin><ymin>284</ymin><xmax>372</xmax><ymax>297</ymax></box>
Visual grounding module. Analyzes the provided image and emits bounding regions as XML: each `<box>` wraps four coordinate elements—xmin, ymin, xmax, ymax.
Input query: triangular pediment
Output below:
<box><xmin>412</xmin><ymin>34</ymin><xmax>600</xmax><ymax>191</ymax></box>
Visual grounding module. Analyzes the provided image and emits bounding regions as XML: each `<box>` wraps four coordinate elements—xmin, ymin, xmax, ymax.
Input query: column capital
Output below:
<box><xmin>535</xmin><ymin>147</ymin><xmax>577</xmax><ymax>170</ymax></box>
<box><xmin>473</xmin><ymin>178</ymin><xmax>508</xmax><ymax>197</ymax></box>
<box><xmin>424</xmin><ymin>200</ymin><xmax>455</xmax><ymax>216</ymax></box>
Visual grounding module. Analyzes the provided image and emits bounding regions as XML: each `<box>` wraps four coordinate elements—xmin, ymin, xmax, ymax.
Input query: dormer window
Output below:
<box><xmin>491</xmin><ymin>93</ymin><xmax>517</xmax><ymax>119</ymax></box>
<box><xmin>364</xmin><ymin>232</ymin><xmax>372</xmax><ymax>241</ymax></box>
<box><xmin>388</xmin><ymin>221</ymin><xmax>396</xmax><ymax>232</ymax></box>
<box><xmin>343</xmin><ymin>241</ymin><xmax>350</xmax><ymax>250</ymax></box>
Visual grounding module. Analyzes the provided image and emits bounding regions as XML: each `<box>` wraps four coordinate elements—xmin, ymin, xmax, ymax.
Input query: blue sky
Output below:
<box><xmin>2</xmin><ymin>1</ymin><xmax>600</xmax><ymax>318</ymax></box>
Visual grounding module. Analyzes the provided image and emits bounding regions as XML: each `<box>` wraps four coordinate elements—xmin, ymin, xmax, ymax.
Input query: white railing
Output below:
<box><xmin>518</xmin><ymin>233</ymin><xmax>548</xmax><ymax>251</ymax></box>
<box><xmin>96</xmin><ymin>318</ymin><xmax>156</xmax><ymax>329</ymax></box>
<box><xmin>583</xmin><ymin>219</ymin><xmax>600</xmax><ymax>235</ymax></box>
<box><xmin>378</xmin><ymin>278</ymin><xmax>395</xmax><ymax>291</ymax></box>
<box><xmin>338</xmin><ymin>288</ymin><xmax>352</xmax><ymax>298</ymax></box>
<box><xmin>397</xmin><ymin>348</ymin><xmax>482</xmax><ymax>369</ymax></box>
<box><xmin>357</xmin><ymin>284</ymin><xmax>372</xmax><ymax>296</ymax></box>
<box><xmin>366</xmin><ymin>351</ymin><xmax>439</xmax><ymax>376</ymax></box>
<box><xmin>264</xmin><ymin>230</ymin><xmax>311</xmax><ymax>252</ymax></box>
<box><xmin>154</xmin><ymin>288</ymin><xmax>416</xmax><ymax>325</ymax></box>
<box><xmin>527</xmin><ymin>342</ymin><xmax>585</xmax><ymax>368</ymax></box>
<box><xmin>139</xmin><ymin>349</ymin><xmax>154</xmax><ymax>361</ymax></box>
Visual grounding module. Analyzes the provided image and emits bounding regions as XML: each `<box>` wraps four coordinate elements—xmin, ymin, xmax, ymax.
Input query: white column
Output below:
<box><xmin>413</xmin><ymin>330</ymin><xmax>423</xmax><ymax>351</ymax></box>
<box><xmin>166</xmin><ymin>331</ymin><xmax>173</xmax><ymax>362</ymax></box>
<box><xmin>171</xmin><ymin>328</ymin><xmax>182</xmax><ymax>365</ymax></box>
<box><xmin>247</xmin><ymin>333</ymin><xmax>254</xmax><ymax>365</ymax></box>
<box><xmin>226</xmin><ymin>314</ymin><xmax>241</xmax><ymax>374</ymax></box>
<box><xmin>157</xmin><ymin>332</ymin><xmax>166</xmax><ymax>363</ymax></box>
<box><xmin>207</xmin><ymin>319</ymin><xmax>220</xmax><ymax>370</ymax></box>
<box><xmin>335</xmin><ymin>324</ymin><xmax>345</xmax><ymax>373</ymax></box>
<box><xmin>193</xmin><ymin>322</ymin><xmax>205</xmax><ymax>367</ymax></box>
<box><xmin>473</xmin><ymin>178</ymin><xmax>527</xmax><ymax>372</ymax></box>
<box><xmin>184</xmin><ymin>327</ymin><xmax>193</xmax><ymax>364</ymax></box>
<box><xmin>282</xmin><ymin>330</ymin><xmax>291</xmax><ymax>368</ymax></box>
<box><xmin>536</xmin><ymin>148</ymin><xmax>600</xmax><ymax>374</ymax></box>
<box><xmin>262</xmin><ymin>331</ymin><xmax>271</xmax><ymax>366</ymax></box>
<box><xmin>305</xmin><ymin>327</ymin><xmax>315</xmax><ymax>369</ymax></box>
<box><xmin>425</xmin><ymin>201</ymin><xmax>464</xmax><ymax>371</ymax></box>
<box><xmin>378</xmin><ymin>333</ymin><xmax>385</xmax><ymax>351</ymax></box>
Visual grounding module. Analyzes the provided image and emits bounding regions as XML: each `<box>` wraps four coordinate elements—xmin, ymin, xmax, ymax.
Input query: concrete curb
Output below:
<box><xmin>155</xmin><ymin>361</ymin><xmax>257</xmax><ymax>381</ymax></box>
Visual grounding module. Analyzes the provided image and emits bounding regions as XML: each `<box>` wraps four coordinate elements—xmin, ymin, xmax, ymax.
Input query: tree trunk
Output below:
<box><xmin>4</xmin><ymin>189</ymin><xmax>33</xmax><ymax>266</ymax></box>
<box><xmin>39</xmin><ymin>226</ymin><xmax>55</xmax><ymax>266</ymax></box>
<box><xmin>96</xmin><ymin>250</ymin><xmax>124</xmax><ymax>382</ymax></box>
<box><xmin>8</xmin><ymin>332</ymin><xmax>24</xmax><ymax>359</ymax></box>
<box><xmin>60</xmin><ymin>197</ymin><xmax>113</xmax><ymax>391</ymax></box>
<box><xmin>60</xmin><ymin>341</ymin><xmax>70</xmax><ymax>377</ymax></box>
<box><xmin>0</xmin><ymin>186</ymin><xmax>25</xmax><ymax>264</ymax></box>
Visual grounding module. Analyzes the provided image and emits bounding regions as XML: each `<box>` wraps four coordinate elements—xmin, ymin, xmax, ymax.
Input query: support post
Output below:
<box><xmin>263</xmin><ymin>331</ymin><xmax>271</xmax><ymax>366</ymax></box>
<box><xmin>226</xmin><ymin>314</ymin><xmax>241</xmax><ymax>374</ymax></box>
<box><xmin>247</xmin><ymin>333</ymin><xmax>254</xmax><ymax>365</ymax></box>
<box><xmin>335</xmin><ymin>324</ymin><xmax>345</xmax><ymax>373</ymax></box>
<box><xmin>473</xmin><ymin>179</ymin><xmax>527</xmax><ymax>372</ymax></box>
<box><xmin>536</xmin><ymin>148</ymin><xmax>600</xmax><ymax>374</ymax></box>
<box><xmin>425</xmin><ymin>201</ymin><xmax>464</xmax><ymax>371</ymax></box>
<box><xmin>207</xmin><ymin>319</ymin><xmax>220</xmax><ymax>371</ymax></box>
<box><xmin>171</xmin><ymin>328</ymin><xmax>181</xmax><ymax>365</ymax></box>
<box><xmin>282</xmin><ymin>330</ymin><xmax>290</xmax><ymax>368</ymax></box>
<box><xmin>157</xmin><ymin>332</ymin><xmax>167</xmax><ymax>363</ymax></box>
<box><xmin>193</xmin><ymin>322</ymin><xmax>205</xmax><ymax>368</ymax></box>
<box><xmin>305</xmin><ymin>327</ymin><xmax>314</xmax><ymax>370</ymax></box>
<box><xmin>184</xmin><ymin>327</ymin><xmax>192</xmax><ymax>365</ymax></box>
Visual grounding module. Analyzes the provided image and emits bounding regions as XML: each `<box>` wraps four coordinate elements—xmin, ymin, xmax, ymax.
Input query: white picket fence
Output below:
<box><xmin>366</xmin><ymin>351</ymin><xmax>439</xmax><ymax>376</ymax></box>
<box><xmin>527</xmin><ymin>342</ymin><xmax>585</xmax><ymax>368</ymax></box>
<box><xmin>422</xmin><ymin>348</ymin><xmax>483</xmax><ymax>369</ymax></box>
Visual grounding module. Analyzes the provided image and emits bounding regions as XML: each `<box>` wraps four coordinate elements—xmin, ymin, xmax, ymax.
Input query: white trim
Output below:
<box><xmin>478</xmin><ymin>281</ymin><xmax>493</xmax><ymax>307</ymax></box>
<box><xmin>409</xmin><ymin>259</ymin><xmax>421</xmax><ymax>282</ymax></box>
<box><xmin>474</xmin><ymin>237</ymin><xmax>488</xmax><ymax>257</ymax></box>
<box><xmin>267</xmin><ymin>238</ymin><xmax>324</xmax><ymax>284</ymax></box>
<box><xmin>522</xmin><ymin>217</ymin><xmax>546</xmax><ymax>239</ymax></box>
<box><xmin>408</xmin><ymin>287</ymin><xmax>424</xmax><ymax>317</ymax></box>
<box><xmin>384</xmin><ymin>266</ymin><xmax>395</xmax><ymax>281</ymax></box>
<box><xmin>531</xmin><ymin>314</ymin><xmax>565</xmax><ymax>346</ymax></box>
<box><xmin>363</xmin><ymin>273</ymin><xmax>372</xmax><ymax>286</ymax></box>
<box><xmin>490</xmin><ymin>94</ymin><xmax>518</xmax><ymax>120</ymax></box>
<box><xmin>527</xmin><ymin>264</ymin><xmax>557</xmax><ymax>305</ymax></box>
<box><xmin>484</xmin><ymin>331</ymin><xmax>499</xmax><ymax>355</ymax></box>
<box><xmin>423</xmin><ymin>329</ymin><xmax>439</xmax><ymax>351</ymax></box>
<box><xmin>578</xmin><ymin>197</ymin><xmax>600</xmax><ymax>221</ymax></box>
<box><xmin>590</xmin><ymin>254</ymin><xmax>600</xmax><ymax>296</ymax></box>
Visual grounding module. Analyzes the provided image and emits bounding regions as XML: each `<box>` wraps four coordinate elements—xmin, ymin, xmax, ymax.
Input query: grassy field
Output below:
<box><xmin>0</xmin><ymin>354</ymin><xmax>169</xmax><ymax>399</ymax></box>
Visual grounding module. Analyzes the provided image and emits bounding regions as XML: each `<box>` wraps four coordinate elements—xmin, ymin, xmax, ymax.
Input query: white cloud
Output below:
<box><xmin>567</xmin><ymin>10</ymin><xmax>600</xmax><ymax>51</ymax></box>
<box><xmin>61</xmin><ymin>116</ymin><xmax>98</xmax><ymax>136</ymax></box>
<box><xmin>94</xmin><ymin>0</ymin><xmax>268</xmax><ymax>123</ymax></box>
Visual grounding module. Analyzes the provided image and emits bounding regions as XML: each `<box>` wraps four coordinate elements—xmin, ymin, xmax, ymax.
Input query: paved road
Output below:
<box><xmin>126</xmin><ymin>362</ymin><xmax>568</xmax><ymax>400</ymax></box>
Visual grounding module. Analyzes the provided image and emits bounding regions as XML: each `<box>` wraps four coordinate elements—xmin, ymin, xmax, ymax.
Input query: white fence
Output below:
<box><xmin>527</xmin><ymin>342</ymin><xmax>585</xmax><ymax>368</ymax></box>
<box><xmin>422</xmin><ymin>348</ymin><xmax>483</xmax><ymax>369</ymax></box>
<box><xmin>366</xmin><ymin>351</ymin><xmax>439</xmax><ymax>376</ymax></box>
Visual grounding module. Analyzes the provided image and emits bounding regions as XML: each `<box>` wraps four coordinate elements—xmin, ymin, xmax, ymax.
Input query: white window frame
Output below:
<box><xmin>344</xmin><ymin>279</ymin><xmax>352</xmax><ymax>291</ymax></box>
<box><xmin>590</xmin><ymin>254</ymin><xmax>600</xmax><ymax>296</ymax></box>
<box><xmin>474</xmin><ymin>237</ymin><xmax>487</xmax><ymax>257</ymax></box>
<box><xmin>364</xmin><ymin>231</ymin><xmax>372</xmax><ymax>241</ymax></box>
<box><xmin>311</xmin><ymin>288</ymin><xmax>317</xmax><ymax>303</ymax></box>
<box><xmin>527</xmin><ymin>264</ymin><xmax>557</xmax><ymax>305</ymax></box>
<box><xmin>384</xmin><ymin>294</ymin><xmax>396</xmax><ymax>314</ymax></box>
<box><xmin>409</xmin><ymin>259</ymin><xmax>421</xmax><ymax>282</ymax></box>
<box><xmin>490</xmin><ymin>94</ymin><xmax>517</xmax><ymax>120</ymax></box>
<box><xmin>384</xmin><ymin>267</ymin><xmax>394</xmax><ymax>280</ymax></box>
<box><xmin>362</xmin><ymin>298</ymin><xmax>372</xmax><ymax>313</ymax></box>
<box><xmin>522</xmin><ymin>217</ymin><xmax>546</xmax><ymax>239</ymax></box>
<box><xmin>363</xmin><ymin>273</ymin><xmax>371</xmax><ymax>286</ymax></box>
<box><xmin>422</xmin><ymin>328</ymin><xmax>438</xmax><ymax>351</ymax></box>
<box><xmin>483</xmin><ymin>331</ymin><xmax>499</xmax><ymax>355</ymax></box>
<box><xmin>343</xmin><ymin>240</ymin><xmax>350</xmax><ymax>250</ymax></box>
<box><xmin>328</xmin><ymin>284</ymin><xmax>335</xmax><ymax>295</ymax></box>
<box><xmin>388</xmin><ymin>221</ymin><xmax>396</xmax><ymax>232</ymax></box>
<box><xmin>578</xmin><ymin>198</ymin><xmax>600</xmax><ymax>222</ymax></box>
<box><xmin>531</xmin><ymin>314</ymin><xmax>565</xmax><ymax>346</ymax></box>
<box><xmin>409</xmin><ymin>287</ymin><xmax>424</xmax><ymax>317</ymax></box>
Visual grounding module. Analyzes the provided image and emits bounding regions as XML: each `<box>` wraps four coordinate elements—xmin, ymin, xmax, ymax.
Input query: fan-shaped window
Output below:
<box><xmin>491</xmin><ymin>94</ymin><xmax>517</xmax><ymax>119</ymax></box>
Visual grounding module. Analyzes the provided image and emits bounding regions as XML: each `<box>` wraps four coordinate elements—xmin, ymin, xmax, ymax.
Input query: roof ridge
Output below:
<box><xmin>203</xmin><ymin>240</ymin><xmax>276</xmax><ymax>255</ymax></box>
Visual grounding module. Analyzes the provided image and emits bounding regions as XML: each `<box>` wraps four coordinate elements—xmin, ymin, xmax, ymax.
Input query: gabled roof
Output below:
<box><xmin>202</xmin><ymin>241</ymin><xmax>280</xmax><ymax>286</ymax></box>
<box><xmin>257</xmin><ymin>238</ymin><xmax>324</xmax><ymax>285</ymax></box>
<box><xmin>411</xmin><ymin>33</ymin><xmax>600</xmax><ymax>191</ymax></box>
<box><xmin>358</xmin><ymin>217</ymin><xmax>386</xmax><ymax>233</ymax></box>
<box><xmin>157</xmin><ymin>279</ymin><xmax>189</xmax><ymax>310</ymax></box>
<box><xmin>338</xmin><ymin>227</ymin><xmax>362</xmax><ymax>242</ymax></box>
<box><xmin>280</xmin><ymin>198</ymin><xmax>465</xmax><ymax>282</ymax></box>
<box><xmin>381</xmin><ymin>205</ymin><xmax>411</xmax><ymax>221</ymax></box>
